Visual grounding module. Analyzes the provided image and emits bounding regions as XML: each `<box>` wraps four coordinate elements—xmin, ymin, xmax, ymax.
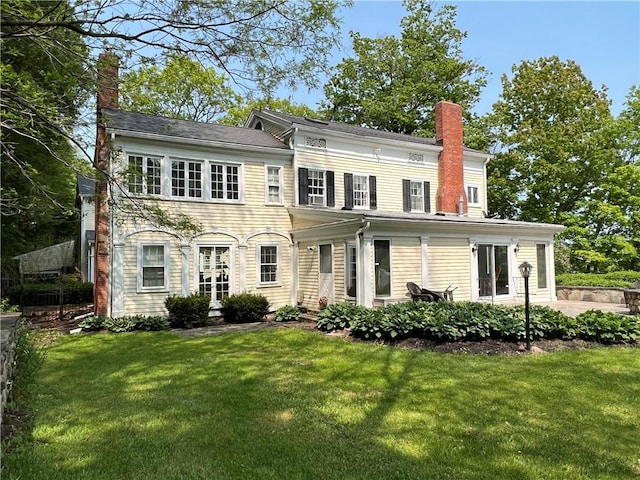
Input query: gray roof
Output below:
<box><xmin>257</xmin><ymin>110</ymin><xmax>484</xmax><ymax>153</ymax></box>
<box><xmin>103</xmin><ymin>109</ymin><xmax>289</xmax><ymax>150</ymax></box>
<box><xmin>77</xmin><ymin>175</ymin><xmax>95</xmax><ymax>196</ymax></box>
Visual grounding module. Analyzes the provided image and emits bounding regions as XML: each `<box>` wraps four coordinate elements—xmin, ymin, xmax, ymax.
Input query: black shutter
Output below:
<box><xmin>298</xmin><ymin>168</ymin><xmax>308</xmax><ymax>205</ymax></box>
<box><xmin>344</xmin><ymin>173</ymin><xmax>353</xmax><ymax>210</ymax></box>
<box><xmin>424</xmin><ymin>181</ymin><xmax>431</xmax><ymax>213</ymax></box>
<box><xmin>402</xmin><ymin>179</ymin><xmax>411</xmax><ymax>212</ymax></box>
<box><xmin>369</xmin><ymin>176</ymin><xmax>377</xmax><ymax>210</ymax></box>
<box><xmin>326</xmin><ymin>170</ymin><xmax>335</xmax><ymax>207</ymax></box>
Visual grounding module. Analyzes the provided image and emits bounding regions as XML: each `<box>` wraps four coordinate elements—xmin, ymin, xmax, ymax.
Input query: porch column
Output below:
<box><xmin>420</xmin><ymin>236</ymin><xmax>429</xmax><ymax>288</ymax></box>
<box><xmin>111</xmin><ymin>241</ymin><xmax>125</xmax><ymax>318</ymax></box>
<box><xmin>362</xmin><ymin>234</ymin><xmax>373</xmax><ymax>308</ymax></box>
<box><xmin>239</xmin><ymin>244</ymin><xmax>247</xmax><ymax>292</ymax></box>
<box><xmin>290</xmin><ymin>242</ymin><xmax>298</xmax><ymax>306</ymax></box>
<box><xmin>181</xmin><ymin>242</ymin><xmax>190</xmax><ymax>296</ymax></box>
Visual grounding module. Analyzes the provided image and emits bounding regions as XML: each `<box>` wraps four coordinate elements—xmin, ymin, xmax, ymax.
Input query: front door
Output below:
<box><xmin>477</xmin><ymin>244</ymin><xmax>510</xmax><ymax>298</ymax></box>
<box><xmin>198</xmin><ymin>246</ymin><xmax>231</xmax><ymax>308</ymax></box>
<box><xmin>318</xmin><ymin>243</ymin><xmax>333</xmax><ymax>303</ymax></box>
<box><xmin>374</xmin><ymin>239</ymin><xmax>391</xmax><ymax>296</ymax></box>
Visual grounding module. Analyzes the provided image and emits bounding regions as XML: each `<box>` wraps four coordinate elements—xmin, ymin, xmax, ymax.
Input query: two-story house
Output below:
<box><xmin>89</xmin><ymin>53</ymin><xmax>563</xmax><ymax>318</ymax></box>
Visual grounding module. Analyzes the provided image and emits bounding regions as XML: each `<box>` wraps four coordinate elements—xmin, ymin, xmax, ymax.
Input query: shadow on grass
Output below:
<box><xmin>4</xmin><ymin>329</ymin><xmax>639</xmax><ymax>480</ymax></box>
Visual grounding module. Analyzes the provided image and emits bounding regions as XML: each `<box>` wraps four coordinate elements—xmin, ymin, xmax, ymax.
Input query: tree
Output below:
<box><xmin>120</xmin><ymin>54</ymin><xmax>242</xmax><ymax>123</ymax></box>
<box><xmin>486</xmin><ymin>57</ymin><xmax>638</xmax><ymax>272</ymax></box>
<box><xmin>321</xmin><ymin>0</ymin><xmax>487</xmax><ymax>137</ymax></box>
<box><xmin>222</xmin><ymin>97</ymin><xmax>319</xmax><ymax>126</ymax></box>
<box><xmin>1</xmin><ymin>0</ymin><xmax>349</xmax><ymax>266</ymax></box>
<box><xmin>1</xmin><ymin>0</ymin><xmax>88</xmax><ymax>270</ymax></box>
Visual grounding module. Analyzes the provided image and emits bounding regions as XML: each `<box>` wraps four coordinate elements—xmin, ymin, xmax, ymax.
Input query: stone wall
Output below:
<box><xmin>1</xmin><ymin>313</ymin><xmax>21</xmax><ymax>419</ymax></box>
<box><xmin>624</xmin><ymin>290</ymin><xmax>640</xmax><ymax>314</ymax></box>
<box><xmin>556</xmin><ymin>287</ymin><xmax>625</xmax><ymax>304</ymax></box>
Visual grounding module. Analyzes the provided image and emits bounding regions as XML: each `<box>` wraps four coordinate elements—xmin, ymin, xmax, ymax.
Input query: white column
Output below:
<box><xmin>290</xmin><ymin>242</ymin><xmax>298</xmax><ymax>306</ymax></box>
<box><xmin>362</xmin><ymin>234</ymin><xmax>373</xmax><ymax>307</ymax></box>
<box><xmin>181</xmin><ymin>243</ymin><xmax>190</xmax><ymax>296</ymax></box>
<box><xmin>239</xmin><ymin>244</ymin><xmax>247</xmax><ymax>292</ymax></box>
<box><xmin>420</xmin><ymin>235</ymin><xmax>429</xmax><ymax>288</ymax></box>
<box><xmin>111</xmin><ymin>241</ymin><xmax>125</xmax><ymax>318</ymax></box>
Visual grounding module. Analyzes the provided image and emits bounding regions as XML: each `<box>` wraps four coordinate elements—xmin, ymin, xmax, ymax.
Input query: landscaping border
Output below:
<box><xmin>556</xmin><ymin>286</ymin><xmax>625</xmax><ymax>304</ymax></box>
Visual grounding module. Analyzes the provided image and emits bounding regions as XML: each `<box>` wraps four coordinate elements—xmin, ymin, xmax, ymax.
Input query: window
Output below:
<box><xmin>211</xmin><ymin>162</ymin><xmax>240</xmax><ymax>201</ymax></box>
<box><xmin>128</xmin><ymin>155</ymin><xmax>161</xmax><ymax>195</ymax></box>
<box><xmin>537</xmin><ymin>244</ymin><xmax>547</xmax><ymax>289</ymax></box>
<box><xmin>403</xmin><ymin>179</ymin><xmax>431</xmax><ymax>213</ymax></box>
<box><xmin>172</xmin><ymin>160</ymin><xmax>202</xmax><ymax>198</ymax></box>
<box><xmin>308</xmin><ymin>169</ymin><xmax>325</xmax><ymax>206</ymax></box>
<box><xmin>346</xmin><ymin>244</ymin><xmax>357</xmax><ymax>297</ymax></box>
<box><xmin>467</xmin><ymin>185</ymin><xmax>480</xmax><ymax>205</ymax></box>
<box><xmin>298</xmin><ymin>168</ymin><xmax>334</xmax><ymax>207</ymax></box>
<box><xmin>258</xmin><ymin>244</ymin><xmax>279</xmax><ymax>286</ymax></box>
<box><xmin>344</xmin><ymin>173</ymin><xmax>376</xmax><ymax>210</ymax></box>
<box><xmin>265</xmin><ymin>166</ymin><xmax>283</xmax><ymax>204</ymax></box>
<box><xmin>198</xmin><ymin>246</ymin><xmax>231</xmax><ymax>303</ymax></box>
<box><xmin>138</xmin><ymin>243</ymin><xmax>169</xmax><ymax>291</ymax></box>
<box><xmin>353</xmin><ymin>175</ymin><xmax>369</xmax><ymax>208</ymax></box>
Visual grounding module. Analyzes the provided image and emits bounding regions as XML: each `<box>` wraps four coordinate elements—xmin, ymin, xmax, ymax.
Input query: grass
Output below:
<box><xmin>3</xmin><ymin>328</ymin><xmax>640</xmax><ymax>480</ymax></box>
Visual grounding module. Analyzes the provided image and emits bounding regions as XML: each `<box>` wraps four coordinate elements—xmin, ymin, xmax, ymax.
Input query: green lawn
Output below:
<box><xmin>4</xmin><ymin>328</ymin><xmax>640</xmax><ymax>480</ymax></box>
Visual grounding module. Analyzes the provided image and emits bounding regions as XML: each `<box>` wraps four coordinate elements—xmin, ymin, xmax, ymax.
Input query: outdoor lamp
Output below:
<box><xmin>519</xmin><ymin>261</ymin><xmax>533</xmax><ymax>351</ymax></box>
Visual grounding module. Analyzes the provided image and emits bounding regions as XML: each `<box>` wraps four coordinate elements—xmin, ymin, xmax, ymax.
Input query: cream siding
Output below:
<box><xmin>388</xmin><ymin>237</ymin><xmax>421</xmax><ymax>299</ymax></box>
<box><xmin>516</xmin><ymin>241</ymin><xmax>551</xmax><ymax>298</ymax></box>
<box><xmin>297</xmin><ymin>244</ymin><xmax>318</xmax><ymax>309</ymax></box>
<box><xmin>333</xmin><ymin>242</ymin><xmax>346</xmax><ymax>303</ymax></box>
<box><xmin>428</xmin><ymin>237</ymin><xmax>472</xmax><ymax>301</ymax></box>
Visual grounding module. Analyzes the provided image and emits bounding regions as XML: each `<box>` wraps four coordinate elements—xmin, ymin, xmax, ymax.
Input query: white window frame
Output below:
<box><xmin>137</xmin><ymin>241</ymin><xmax>170</xmax><ymax>292</ymax></box>
<box><xmin>409</xmin><ymin>180</ymin><xmax>424</xmax><ymax>212</ymax></box>
<box><xmin>256</xmin><ymin>243</ymin><xmax>281</xmax><ymax>287</ymax></box>
<box><xmin>171</xmin><ymin>159</ymin><xmax>203</xmax><ymax>199</ymax></box>
<box><xmin>127</xmin><ymin>154</ymin><xmax>162</xmax><ymax>196</ymax></box>
<box><xmin>265</xmin><ymin>165</ymin><xmax>283</xmax><ymax>205</ymax></box>
<box><xmin>466</xmin><ymin>185</ymin><xmax>480</xmax><ymax>206</ymax></box>
<box><xmin>345</xmin><ymin>243</ymin><xmax>357</xmax><ymax>298</ymax></box>
<box><xmin>210</xmin><ymin>161</ymin><xmax>242</xmax><ymax>202</ymax></box>
<box><xmin>352</xmin><ymin>174</ymin><xmax>369</xmax><ymax>209</ymax></box>
<box><xmin>308</xmin><ymin>169</ymin><xmax>326</xmax><ymax>206</ymax></box>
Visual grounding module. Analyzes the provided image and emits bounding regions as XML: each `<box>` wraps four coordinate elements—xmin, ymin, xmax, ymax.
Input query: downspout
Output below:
<box><xmin>355</xmin><ymin>220</ymin><xmax>370</xmax><ymax>306</ymax></box>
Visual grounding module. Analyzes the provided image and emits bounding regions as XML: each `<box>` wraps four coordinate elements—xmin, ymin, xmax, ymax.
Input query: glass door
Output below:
<box><xmin>318</xmin><ymin>243</ymin><xmax>333</xmax><ymax>303</ymax></box>
<box><xmin>477</xmin><ymin>244</ymin><xmax>510</xmax><ymax>298</ymax></box>
<box><xmin>374</xmin><ymin>239</ymin><xmax>391</xmax><ymax>296</ymax></box>
<box><xmin>198</xmin><ymin>246</ymin><xmax>231</xmax><ymax>308</ymax></box>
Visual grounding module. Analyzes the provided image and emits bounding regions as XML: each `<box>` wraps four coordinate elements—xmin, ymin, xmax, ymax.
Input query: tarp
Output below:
<box><xmin>13</xmin><ymin>240</ymin><xmax>75</xmax><ymax>275</ymax></box>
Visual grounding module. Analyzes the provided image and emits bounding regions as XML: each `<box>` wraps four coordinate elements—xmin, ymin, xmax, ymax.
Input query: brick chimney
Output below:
<box><xmin>93</xmin><ymin>51</ymin><xmax>118</xmax><ymax>317</ymax></box>
<box><xmin>435</xmin><ymin>101</ymin><xmax>467</xmax><ymax>215</ymax></box>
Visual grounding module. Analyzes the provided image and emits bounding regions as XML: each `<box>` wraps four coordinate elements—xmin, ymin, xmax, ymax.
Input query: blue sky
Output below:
<box><xmin>294</xmin><ymin>1</ymin><xmax>640</xmax><ymax>117</ymax></box>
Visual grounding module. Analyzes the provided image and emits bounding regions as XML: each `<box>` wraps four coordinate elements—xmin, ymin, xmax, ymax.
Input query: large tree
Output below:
<box><xmin>486</xmin><ymin>56</ymin><xmax>638</xmax><ymax>272</ymax></box>
<box><xmin>1</xmin><ymin>0</ymin><xmax>349</xmax><ymax>268</ymax></box>
<box><xmin>321</xmin><ymin>0</ymin><xmax>487</xmax><ymax>137</ymax></box>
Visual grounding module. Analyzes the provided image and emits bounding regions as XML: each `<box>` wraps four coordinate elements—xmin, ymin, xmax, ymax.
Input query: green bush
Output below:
<box><xmin>1</xmin><ymin>297</ymin><xmax>19</xmax><ymax>313</ymax></box>
<box><xmin>78</xmin><ymin>316</ymin><xmax>106</xmax><ymax>331</ymax></box>
<box><xmin>103</xmin><ymin>316</ymin><xmax>137</xmax><ymax>333</ymax></box>
<box><xmin>573</xmin><ymin>310</ymin><xmax>640</xmax><ymax>344</ymax></box>
<box><xmin>316</xmin><ymin>302</ymin><xmax>371</xmax><ymax>331</ymax></box>
<box><xmin>165</xmin><ymin>293</ymin><xmax>211</xmax><ymax>328</ymax></box>
<box><xmin>556</xmin><ymin>271</ymin><xmax>640</xmax><ymax>288</ymax></box>
<box><xmin>221</xmin><ymin>293</ymin><xmax>270</xmax><ymax>324</ymax></box>
<box><xmin>275</xmin><ymin>305</ymin><xmax>302</xmax><ymax>322</ymax></box>
<box><xmin>79</xmin><ymin>315</ymin><xmax>170</xmax><ymax>333</ymax></box>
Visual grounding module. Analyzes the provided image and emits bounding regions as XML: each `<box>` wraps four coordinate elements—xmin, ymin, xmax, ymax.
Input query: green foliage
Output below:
<box><xmin>274</xmin><ymin>305</ymin><xmax>302</xmax><ymax>322</ymax></box>
<box><xmin>1</xmin><ymin>297</ymin><xmax>20</xmax><ymax>313</ymax></box>
<box><xmin>322</xmin><ymin>0</ymin><xmax>487</xmax><ymax>137</ymax></box>
<box><xmin>79</xmin><ymin>315</ymin><xmax>169</xmax><ymax>333</ymax></box>
<box><xmin>165</xmin><ymin>293</ymin><xmax>211</xmax><ymax>328</ymax></box>
<box><xmin>78</xmin><ymin>316</ymin><xmax>106</xmax><ymax>331</ymax></box>
<box><xmin>556</xmin><ymin>271</ymin><xmax>640</xmax><ymax>288</ymax></box>
<box><xmin>221</xmin><ymin>293</ymin><xmax>270</xmax><ymax>324</ymax></box>
<box><xmin>317</xmin><ymin>301</ymin><xmax>637</xmax><ymax>345</ymax></box>
<box><xmin>573</xmin><ymin>310</ymin><xmax>640</xmax><ymax>344</ymax></box>
<box><xmin>316</xmin><ymin>302</ymin><xmax>371</xmax><ymax>331</ymax></box>
<box><xmin>222</xmin><ymin>98</ymin><xmax>319</xmax><ymax>126</ymax></box>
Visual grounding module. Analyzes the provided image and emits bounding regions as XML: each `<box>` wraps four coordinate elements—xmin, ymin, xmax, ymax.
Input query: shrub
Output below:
<box><xmin>131</xmin><ymin>315</ymin><xmax>170</xmax><ymax>331</ymax></box>
<box><xmin>79</xmin><ymin>316</ymin><xmax>106</xmax><ymax>331</ymax></box>
<box><xmin>556</xmin><ymin>271</ymin><xmax>640</xmax><ymax>288</ymax></box>
<box><xmin>275</xmin><ymin>305</ymin><xmax>302</xmax><ymax>322</ymax></box>
<box><xmin>221</xmin><ymin>293</ymin><xmax>270</xmax><ymax>323</ymax></box>
<box><xmin>573</xmin><ymin>310</ymin><xmax>640</xmax><ymax>344</ymax></box>
<box><xmin>165</xmin><ymin>293</ymin><xmax>211</xmax><ymax>328</ymax></box>
<box><xmin>316</xmin><ymin>302</ymin><xmax>371</xmax><ymax>332</ymax></box>
<box><xmin>1</xmin><ymin>297</ymin><xmax>19</xmax><ymax>313</ymax></box>
<box><xmin>103</xmin><ymin>316</ymin><xmax>137</xmax><ymax>333</ymax></box>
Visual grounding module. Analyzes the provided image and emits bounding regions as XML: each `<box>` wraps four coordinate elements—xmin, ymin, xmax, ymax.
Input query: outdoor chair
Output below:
<box><xmin>406</xmin><ymin>282</ymin><xmax>444</xmax><ymax>302</ymax></box>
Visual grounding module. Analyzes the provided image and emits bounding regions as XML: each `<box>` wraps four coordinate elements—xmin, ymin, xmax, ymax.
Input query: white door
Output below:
<box><xmin>318</xmin><ymin>243</ymin><xmax>333</xmax><ymax>303</ymax></box>
<box><xmin>198</xmin><ymin>246</ymin><xmax>231</xmax><ymax>308</ymax></box>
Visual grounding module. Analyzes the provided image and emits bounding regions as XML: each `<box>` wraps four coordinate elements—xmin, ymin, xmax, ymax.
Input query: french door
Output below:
<box><xmin>198</xmin><ymin>246</ymin><xmax>231</xmax><ymax>308</ymax></box>
<box><xmin>477</xmin><ymin>244</ymin><xmax>510</xmax><ymax>298</ymax></box>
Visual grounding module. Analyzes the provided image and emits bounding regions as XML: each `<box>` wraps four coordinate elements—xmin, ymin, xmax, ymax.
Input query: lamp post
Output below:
<box><xmin>519</xmin><ymin>261</ymin><xmax>533</xmax><ymax>351</ymax></box>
